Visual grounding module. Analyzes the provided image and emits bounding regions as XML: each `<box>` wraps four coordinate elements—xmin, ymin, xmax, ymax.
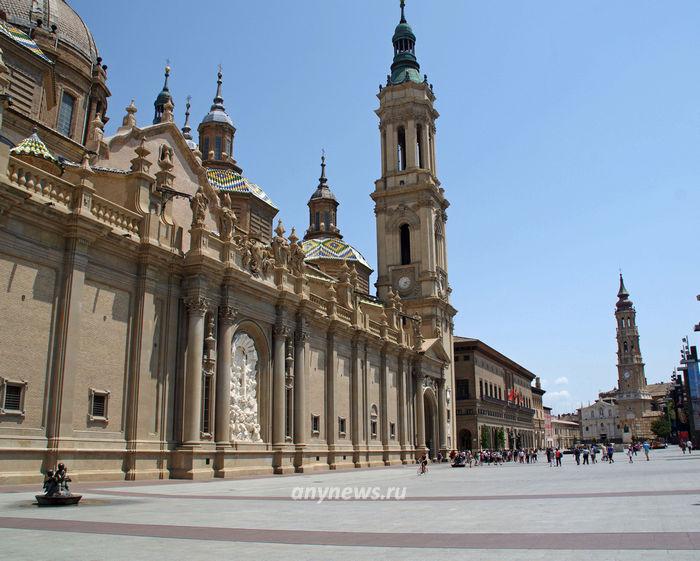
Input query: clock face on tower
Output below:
<box><xmin>623</xmin><ymin>370</ymin><xmax>631</xmax><ymax>380</ymax></box>
<box><xmin>398</xmin><ymin>276</ymin><xmax>411</xmax><ymax>291</ymax></box>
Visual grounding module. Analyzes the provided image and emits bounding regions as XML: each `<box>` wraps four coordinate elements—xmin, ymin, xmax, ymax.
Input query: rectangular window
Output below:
<box><xmin>202</xmin><ymin>137</ymin><xmax>210</xmax><ymax>158</ymax></box>
<box><xmin>215</xmin><ymin>136</ymin><xmax>222</xmax><ymax>159</ymax></box>
<box><xmin>390</xmin><ymin>422</ymin><xmax>396</xmax><ymax>439</ymax></box>
<box><xmin>311</xmin><ymin>414</ymin><xmax>320</xmax><ymax>435</ymax></box>
<box><xmin>338</xmin><ymin>416</ymin><xmax>346</xmax><ymax>437</ymax></box>
<box><xmin>57</xmin><ymin>91</ymin><xmax>76</xmax><ymax>137</ymax></box>
<box><xmin>1</xmin><ymin>380</ymin><xmax>26</xmax><ymax>414</ymax></box>
<box><xmin>371</xmin><ymin>419</ymin><xmax>378</xmax><ymax>439</ymax></box>
<box><xmin>202</xmin><ymin>375</ymin><xmax>212</xmax><ymax>435</ymax></box>
<box><xmin>456</xmin><ymin>380</ymin><xmax>469</xmax><ymax>400</ymax></box>
<box><xmin>89</xmin><ymin>388</ymin><xmax>109</xmax><ymax>421</ymax></box>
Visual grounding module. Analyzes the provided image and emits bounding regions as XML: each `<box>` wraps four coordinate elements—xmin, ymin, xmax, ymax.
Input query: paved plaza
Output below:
<box><xmin>1</xmin><ymin>448</ymin><xmax>699</xmax><ymax>560</ymax></box>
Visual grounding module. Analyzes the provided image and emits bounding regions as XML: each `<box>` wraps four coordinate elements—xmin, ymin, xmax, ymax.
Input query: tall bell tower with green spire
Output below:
<box><xmin>372</xmin><ymin>1</ymin><xmax>455</xmax><ymax>336</ymax></box>
<box><xmin>372</xmin><ymin>1</ymin><xmax>456</xmax><ymax>453</ymax></box>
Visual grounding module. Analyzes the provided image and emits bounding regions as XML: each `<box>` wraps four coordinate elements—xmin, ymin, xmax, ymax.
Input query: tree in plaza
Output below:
<box><xmin>481</xmin><ymin>427</ymin><xmax>490</xmax><ymax>449</ymax></box>
<box><xmin>494</xmin><ymin>427</ymin><xmax>505</xmax><ymax>449</ymax></box>
<box><xmin>651</xmin><ymin>417</ymin><xmax>672</xmax><ymax>440</ymax></box>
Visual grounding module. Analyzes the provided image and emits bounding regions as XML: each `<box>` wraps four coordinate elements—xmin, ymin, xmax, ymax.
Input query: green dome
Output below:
<box><xmin>392</xmin><ymin>22</ymin><xmax>415</xmax><ymax>42</ymax></box>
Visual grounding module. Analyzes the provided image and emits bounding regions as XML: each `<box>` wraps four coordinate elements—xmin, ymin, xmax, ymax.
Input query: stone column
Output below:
<box><xmin>430</xmin><ymin>126</ymin><xmax>438</xmax><ymax>177</ymax></box>
<box><xmin>406</xmin><ymin>119</ymin><xmax>417</xmax><ymax>169</ymax></box>
<box><xmin>215</xmin><ymin>305</ymin><xmax>237</xmax><ymax>445</ymax></box>
<box><xmin>415</xmin><ymin>370</ymin><xmax>426</xmax><ymax>453</ymax></box>
<box><xmin>385</xmin><ymin>122</ymin><xmax>396</xmax><ymax>172</ymax></box>
<box><xmin>421</xmin><ymin>121</ymin><xmax>431</xmax><ymax>171</ymax></box>
<box><xmin>293</xmin><ymin>320</ymin><xmax>307</xmax><ymax>445</ymax></box>
<box><xmin>437</xmin><ymin>377</ymin><xmax>447</xmax><ymax>453</ymax></box>
<box><xmin>45</xmin><ymin>236</ymin><xmax>89</xmax><ymax>464</ymax></box>
<box><xmin>397</xmin><ymin>354</ymin><xmax>408</xmax><ymax>453</ymax></box>
<box><xmin>380</xmin><ymin>348</ymin><xmax>389</xmax><ymax>449</ymax></box>
<box><xmin>326</xmin><ymin>328</ymin><xmax>337</xmax><ymax>461</ymax></box>
<box><xmin>272</xmin><ymin>322</ymin><xmax>288</xmax><ymax>446</ymax></box>
<box><xmin>183</xmin><ymin>296</ymin><xmax>208</xmax><ymax>444</ymax></box>
<box><xmin>351</xmin><ymin>334</ymin><xmax>363</xmax><ymax>455</ymax></box>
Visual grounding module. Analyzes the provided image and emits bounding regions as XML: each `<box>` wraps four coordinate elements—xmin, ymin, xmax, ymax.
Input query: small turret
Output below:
<box><xmin>153</xmin><ymin>64</ymin><xmax>173</xmax><ymax>124</ymax></box>
<box><xmin>198</xmin><ymin>67</ymin><xmax>239</xmax><ymax>171</ymax></box>
<box><xmin>616</xmin><ymin>273</ymin><xmax>633</xmax><ymax>310</ymax></box>
<box><xmin>305</xmin><ymin>152</ymin><xmax>340</xmax><ymax>240</ymax></box>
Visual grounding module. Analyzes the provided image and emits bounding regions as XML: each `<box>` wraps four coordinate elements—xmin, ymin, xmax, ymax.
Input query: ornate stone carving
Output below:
<box><xmin>190</xmin><ymin>187</ymin><xmax>207</xmax><ymax>227</ymax></box>
<box><xmin>230</xmin><ymin>332</ymin><xmax>263</xmax><ymax>443</ymax></box>
<box><xmin>184</xmin><ymin>296</ymin><xmax>208</xmax><ymax>315</ymax></box>
<box><xmin>219</xmin><ymin>205</ymin><xmax>236</xmax><ymax>241</ymax></box>
<box><xmin>219</xmin><ymin>305</ymin><xmax>238</xmax><ymax>324</ymax></box>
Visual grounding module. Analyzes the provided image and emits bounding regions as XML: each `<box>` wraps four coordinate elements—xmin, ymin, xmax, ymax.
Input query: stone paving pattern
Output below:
<box><xmin>1</xmin><ymin>448</ymin><xmax>699</xmax><ymax>560</ymax></box>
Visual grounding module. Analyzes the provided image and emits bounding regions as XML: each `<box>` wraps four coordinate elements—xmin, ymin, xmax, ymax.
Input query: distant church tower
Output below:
<box><xmin>372</xmin><ymin>1</ymin><xmax>456</xmax><ymax>341</ymax></box>
<box><xmin>615</xmin><ymin>274</ymin><xmax>653</xmax><ymax>437</ymax></box>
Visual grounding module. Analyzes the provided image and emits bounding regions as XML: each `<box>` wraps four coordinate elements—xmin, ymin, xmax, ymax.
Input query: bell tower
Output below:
<box><xmin>614</xmin><ymin>274</ymin><xmax>653</xmax><ymax>433</ymax></box>
<box><xmin>372</xmin><ymin>1</ymin><xmax>454</xmax><ymax>342</ymax></box>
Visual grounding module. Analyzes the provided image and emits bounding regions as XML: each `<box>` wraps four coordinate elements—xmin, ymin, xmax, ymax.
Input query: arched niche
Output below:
<box><xmin>229</xmin><ymin>319</ymin><xmax>271</xmax><ymax>444</ymax></box>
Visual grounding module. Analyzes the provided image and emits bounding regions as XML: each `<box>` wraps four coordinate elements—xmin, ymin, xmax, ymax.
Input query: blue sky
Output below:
<box><xmin>74</xmin><ymin>0</ymin><xmax>700</xmax><ymax>413</ymax></box>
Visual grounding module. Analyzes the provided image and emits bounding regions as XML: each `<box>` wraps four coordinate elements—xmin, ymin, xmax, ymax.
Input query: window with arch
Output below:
<box><xmin>627</xmin><ymin>318</ymin><xmax>632</xmax><ymax>328</ymax></box>
<box><xmin>370</xmin><ymin>405</ymin><xmax>378</xmax><ymax>439</ymax></box>
<box><xmin>215</xmin><ymin>136</ymin><xmax>222</xmax><ymax>159</ymax></box>
<box><xmin>324</xmin><ymin>211</ymin><xmax>330</xmax><ymax>231</ymax></box>
<box><xmin>623</xmin><ymin>341</ymin><xmax>628</xmax><ymax>353</ymax></box>
<box><xmin>314</xmin><ymin>212</ymin><xmax>320</xmax><ymax>230</ymax></box>
<box><xmin>479</xmin><ymin>379</ymin><xmax>483</xmax><ymax>398</ymax></box>
<box><xmin>397</xmin><ymin>126</ymin><xmax>407</xmax><ymax>171</ymax></box>
<box><xmin>400</xmin><ymin>223</ymin><xmax>411</xmax><ymax>265</ymax></box>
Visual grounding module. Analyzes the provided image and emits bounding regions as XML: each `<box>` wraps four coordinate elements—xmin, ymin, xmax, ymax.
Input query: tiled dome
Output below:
<box><xmin>301</xmin><ymin>237</ymin><xmax>371</xmax><ymax>270</ymax></box>
<box><xmin>0</xmin><ymin>0</ymin><xmax>99</xmax><ymax>63</ymax></box>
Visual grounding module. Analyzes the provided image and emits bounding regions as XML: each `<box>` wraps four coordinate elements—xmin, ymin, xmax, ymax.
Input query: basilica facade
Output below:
<box><xmin>0</xmin><ymin>1</ymin><xmax>456</xmax><ymax>483</ymax></box>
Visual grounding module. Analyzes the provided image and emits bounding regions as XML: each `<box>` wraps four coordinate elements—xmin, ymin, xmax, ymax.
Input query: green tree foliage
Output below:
<box><xmin>651</xmin><ymin>417</ymin><xmax>671</xmax><ymax>439</ymax></box>
<box><xmin>481</xmin><ymin>428</ymin><xmax>490</xmax><ymax>449</ymax></box>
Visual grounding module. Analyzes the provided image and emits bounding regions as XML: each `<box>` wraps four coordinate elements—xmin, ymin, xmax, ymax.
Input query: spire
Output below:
<box><xmin>388</xmin><ymin>0</ymin><xmax>421</xmax><ymax>85</ymax></box>
<box><xmin>199</xmin><ymin>66</ymin><xmax>234</xmax><ymax>129</ymax></box>
<box><xmin>309</xmin><ymin>150</ymin><xmax>336</xmax><ymax>202</ymax></box>
<box><xmin>616</xmin><ymin>273</ymin><xmax>633</xmax><ymax>310</ymax></box>
<box><xmin>182</xmin><ymin>95</ymin><xmax>192</xmax><ymax>139</ymax></box>
<box><xmin>153</xmin><ymin>63</ymin><xmax>174</xmax><ymax>124</ymax></box>
<box><xmin>319</xmin><ymin>151</ymin><xmax>328</xmax><ymax>186</ymax></box>
<box><xmin>305</xmin><ymin>151</ymin><xmax>341</xmax><ymax>240</ymax></box>
<box><xmin>212</xmin><ymin>65</ymin><xmax>225</xmax><ymax>110</ymax></box>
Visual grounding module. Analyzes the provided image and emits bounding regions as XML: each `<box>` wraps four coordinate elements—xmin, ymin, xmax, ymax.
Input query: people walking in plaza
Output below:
<box><xmin>687</xmin><ymin>440</ymin><xmax>693</xmax><ymax>454</ymax></box>
<box><xmin>555</xmin><ymin>448</ymin><xmax>562</xmax><ymax>467</ymax></box>
<box><xmin>574</xmin><ymin>447</ymin><xmax>581</xmax><ymax>465</ymax></box>
<box><xmin>582</xmin><ymin>446</ymin><xmax>590</xmax><ymax>465</ymax></box>
<box><xmin>627</xmin><ymin>444</ymin><xmax>634</xmax><ymax>463</ymax></box>
<box><xmin>642</xmin><ymin>440</ymin><xmax>650</xmax><ymax>461</ymax></box>
<box><xmin>591</xmin><ymin>445</ymin><xmax>598</xmax><ymax>464</ymax></box>
<box><xmin>681</xmin><ymin>441</ymin><xmax>687</xmax><ymax>454</ymax></box>
<box><xmin>607</xmin><ymin>443</ymin><xmax>614</xmax><ymax>463</ymax></box>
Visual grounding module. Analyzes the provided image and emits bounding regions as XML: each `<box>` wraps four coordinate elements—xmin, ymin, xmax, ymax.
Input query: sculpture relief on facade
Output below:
<box><xmin>230</xmin><ymin>332</ymin><xmax>263</xmax><ymax>443</ymax></box>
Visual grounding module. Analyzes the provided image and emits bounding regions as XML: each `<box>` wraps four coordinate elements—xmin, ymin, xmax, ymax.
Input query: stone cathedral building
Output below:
<box><xmin>0</xmin><ymin>1</ymin><xmax>456</xmax><ymax>482</ymax></box>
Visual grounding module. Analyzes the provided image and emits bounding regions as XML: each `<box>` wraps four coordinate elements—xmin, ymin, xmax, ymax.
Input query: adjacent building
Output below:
<box><xmin>453</xmin><ymin>337</ymin><xmax>539</xmax><ymax>450</ymax></box>
<box><xmin>580</xmin><ymin>399</ymin><xmax>621</xmax><ymax>443</ymax></box>
<box><xmin>0</xmin><ymin>2</ymin><xmax>457</xmax><ymax>482</ymax></box>
<box><xmin>552</xmin><ymin>416</ymin><xmax>580</xmax><ymax>449</ymax></box>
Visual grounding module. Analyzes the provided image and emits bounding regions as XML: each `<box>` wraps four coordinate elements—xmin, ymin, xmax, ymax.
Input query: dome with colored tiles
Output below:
<box><xmin>301</xmin><ymin>237</ymin><xmax>371</xmax><ymax>270</ymax></box>
<box><xmin>10</xmin><ymin>128</ymin><xmax>62</xmax><ymax>174</ymax></box>
<box><xmin>206</xmin><ymin>167</ymin><xmax>276</xmax><ymax>209</ymax></box>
